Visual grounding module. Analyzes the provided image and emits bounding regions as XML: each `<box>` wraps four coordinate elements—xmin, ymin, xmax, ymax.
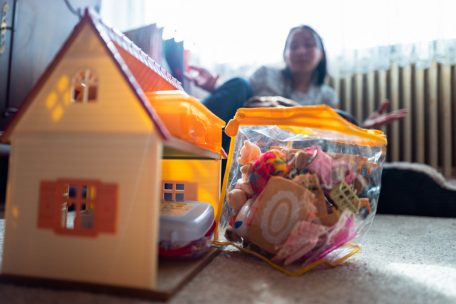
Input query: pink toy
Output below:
<box><xmin>273</xmin><ymin>220</ymin><xmax>326</xmax><ymax>265</ymax></box>
<box><xmin>303</xmin><ymin>146</ymin><xmax>334</xmax><ymax>189</ymax></box>
<box><xmin>238</xmin><ymin>140</ymin><xmax>262</xmax><ymax>165</ymax></box>
<box><xmin>315</xmin><ymin>212</ymin><xmax>356</xmax><ymax>260</ymax></box>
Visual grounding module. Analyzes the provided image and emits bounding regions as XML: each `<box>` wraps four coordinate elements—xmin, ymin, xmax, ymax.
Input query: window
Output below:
<box><xmin>175</xmin><ymin>193</ymin><xmax>184</xmax><ymax>201</ymax></box>
<box><xmin>38</xmin><ymin>179</ymin><xmax>117</xmax><ymax>236</ymax></box>
<box><xmin>164</xmin><ymin>192</ymin><xmax>173</xmax><ymax>201</ymax></box>
<box><xmin>71</xmin><ymin>69</ymin><xmax>98</xmax><ymax>103</ymax></box>
<box><xmin>61</xmin><ymin>184</ymin><xmax>96</xmax><ymax>231</ymax></box>
<box><xmin>161</xmin><ymin>181</ymin><xmax>197</xmax><ymax>202</ymax></box>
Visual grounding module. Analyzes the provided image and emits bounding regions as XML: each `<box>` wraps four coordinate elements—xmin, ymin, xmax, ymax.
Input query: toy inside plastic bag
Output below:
<box><xmin>217</xmin><ymin>105</ymin><xmax>386</xmax><ymax>274</ymax></box>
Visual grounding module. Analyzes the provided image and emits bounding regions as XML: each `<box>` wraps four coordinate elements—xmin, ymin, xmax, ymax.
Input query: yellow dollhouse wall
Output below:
<box><xmin>2</xmin><ymin>23</ymin><xmax>163</xmax><ymax>289</ymax></box>
<box><xmin>3</xmin><ymin>134</ymin><xmax>162</xmax><ymax>288</ymax></box>
<box><xmin>161</xmin><ymin>159</ymin><xmax>222</xmax><ymax>219</ymax></box>
<box><xmin>13</xmin><ymin>24</ymin><xmax>155</xmax><ymax>135</ymax></box>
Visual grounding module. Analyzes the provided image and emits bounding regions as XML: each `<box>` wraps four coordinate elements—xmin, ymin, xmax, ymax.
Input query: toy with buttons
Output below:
<box><xmin>225</xmin><ymin>140</ymin><xmax>377</xmax><ymax>265</ymax></box>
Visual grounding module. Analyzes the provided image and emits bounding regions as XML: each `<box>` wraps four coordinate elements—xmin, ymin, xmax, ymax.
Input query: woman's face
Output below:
<box><xmin>284</xmin><ymin>28</ymin><xmax>323</xmax><ymax>75</ymax></box>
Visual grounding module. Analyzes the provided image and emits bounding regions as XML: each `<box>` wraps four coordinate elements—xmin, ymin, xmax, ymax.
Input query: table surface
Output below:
<box><xmin>0</xmin><ymin>215</ymin><xmax>455</xmax><ymax>304</ymax></box>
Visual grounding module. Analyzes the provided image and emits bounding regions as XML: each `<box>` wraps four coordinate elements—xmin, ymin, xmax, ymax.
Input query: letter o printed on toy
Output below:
<box><xmin>260</xmin><ymin>191</ymin><xmax>300</xmax><ymax>245</ymax></box>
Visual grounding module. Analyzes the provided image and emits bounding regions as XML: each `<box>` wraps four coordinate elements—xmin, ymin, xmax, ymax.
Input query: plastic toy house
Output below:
<box><xmin>0</xmin><ymin>9</ymin><xmax>224</xmax><ymax>300</ymax></box>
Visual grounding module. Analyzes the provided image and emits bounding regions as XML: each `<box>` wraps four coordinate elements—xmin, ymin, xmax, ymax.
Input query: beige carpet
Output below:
<box><xmin>0</xmin><ymin>215</ymin><xmax>456</xmax><ymax>303</ymax></box>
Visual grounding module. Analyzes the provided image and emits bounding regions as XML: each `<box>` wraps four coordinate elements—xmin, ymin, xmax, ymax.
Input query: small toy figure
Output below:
<box><xmin>238</xmin><ymin>140</ymin><xmax>262</xmax><ymax>165</ymax></box>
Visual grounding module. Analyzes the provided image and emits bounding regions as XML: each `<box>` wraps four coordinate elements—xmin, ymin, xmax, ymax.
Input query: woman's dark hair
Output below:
<box><xmin>282</xmin><ymin>25</ymin><xmax>327</xmax><ymax>87</ymax></box>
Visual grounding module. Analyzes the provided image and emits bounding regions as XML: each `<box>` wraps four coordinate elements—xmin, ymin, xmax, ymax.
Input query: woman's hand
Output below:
<box><xmin>244</xmin><ymin>96</ymin><xmax>300</xmax><ymax>108</ymax></box>
<box><xmin>362</xmin><ymin>100</ymin><xmax>408</xmax><ymax>129</ymax></box>
<box><xmin>184</xmin><ymin>65</ymin><xmax>219</xmax><ymax>92</ymax></box>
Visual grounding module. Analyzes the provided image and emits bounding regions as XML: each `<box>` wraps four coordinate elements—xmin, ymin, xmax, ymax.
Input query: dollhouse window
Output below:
<box><xmin>164</xmin><ymin>192</ymin><xmax>173</xmax><ymax>201</ymax></box>
<box><xmin>38</xmin><ymin>180</ymin><xmax>117</xmax><ymax>236</ymax></box>
<box><xmin>161</xmin><ymin>181</ymin><xmax>196</xmax><ymax>202</ymax></box>
<box><xmin>71</xmin><ymin>69</ymin><xmax>98</xmax><ymax>103</ymax></box>
<box><xmin>61</xmin><ymin>184</ymin><xmax>96</xmax><ymax>231</ymax></box>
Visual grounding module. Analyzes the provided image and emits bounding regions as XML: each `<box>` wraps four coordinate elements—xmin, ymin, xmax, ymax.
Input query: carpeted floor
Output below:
<box><xmin>0</xmin><ymin>215</ymin><xmax>455</xmax><ymax>304</ymax></box>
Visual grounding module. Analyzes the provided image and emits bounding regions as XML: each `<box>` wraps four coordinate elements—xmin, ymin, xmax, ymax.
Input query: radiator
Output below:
<box><xmin>330</xmin><ymin>62</ymin><xmax>456</xmax><ymax>178</ymax></box>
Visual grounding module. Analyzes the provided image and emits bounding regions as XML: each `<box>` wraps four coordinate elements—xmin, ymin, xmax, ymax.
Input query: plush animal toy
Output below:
<box><xmin>226</xmin><ymin>189</ymin><xmax>248</xmax><ymax>213</ymax></box>
<box><xmin>238</xmin><ymin>140</ymin><xmax>262</xmax><ymax>165</ymax></box>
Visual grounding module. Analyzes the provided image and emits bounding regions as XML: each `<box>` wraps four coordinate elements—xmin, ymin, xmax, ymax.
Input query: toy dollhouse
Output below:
<box><xmin>0</xmin><ymin>9</ymin><xmax>225</xmax><ymax>300</ymax></box>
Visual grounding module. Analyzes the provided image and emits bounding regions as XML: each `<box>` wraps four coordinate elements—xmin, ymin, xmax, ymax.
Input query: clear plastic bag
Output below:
<box><xmin>217</xmin><ymin>105</ymin><xmax>386</xmax><ymax>273</ymax></box>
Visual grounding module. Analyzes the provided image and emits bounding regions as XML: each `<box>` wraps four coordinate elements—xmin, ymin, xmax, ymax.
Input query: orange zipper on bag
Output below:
<box><xmin>225</xmin><ymin>105</ymin><xmax>387</xmax><ymax>147</ymax></box>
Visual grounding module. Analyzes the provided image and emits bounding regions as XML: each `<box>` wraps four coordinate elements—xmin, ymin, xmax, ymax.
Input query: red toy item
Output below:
<box><xmin>249</xmin><ymin>149</ymin><xmax>289</xmax><ymax>194</ymax></box>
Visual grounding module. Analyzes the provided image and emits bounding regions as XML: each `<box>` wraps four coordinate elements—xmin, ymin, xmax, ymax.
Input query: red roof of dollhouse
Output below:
<box><xmin>1</xmin><ymin>8</ymin><xmax>185</xmax><ymax>143</ymax></box>
<box><xmin>91</xmin><ymin>12</ymin><xmax>183</xmax><ymax>92</ymax></box>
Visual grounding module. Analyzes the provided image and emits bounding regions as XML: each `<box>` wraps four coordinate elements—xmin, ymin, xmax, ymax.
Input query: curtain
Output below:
<box><xmin>100</xmin><ymin>0</ymin><xmax>456</xmax><ymax>78</ymax></box>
